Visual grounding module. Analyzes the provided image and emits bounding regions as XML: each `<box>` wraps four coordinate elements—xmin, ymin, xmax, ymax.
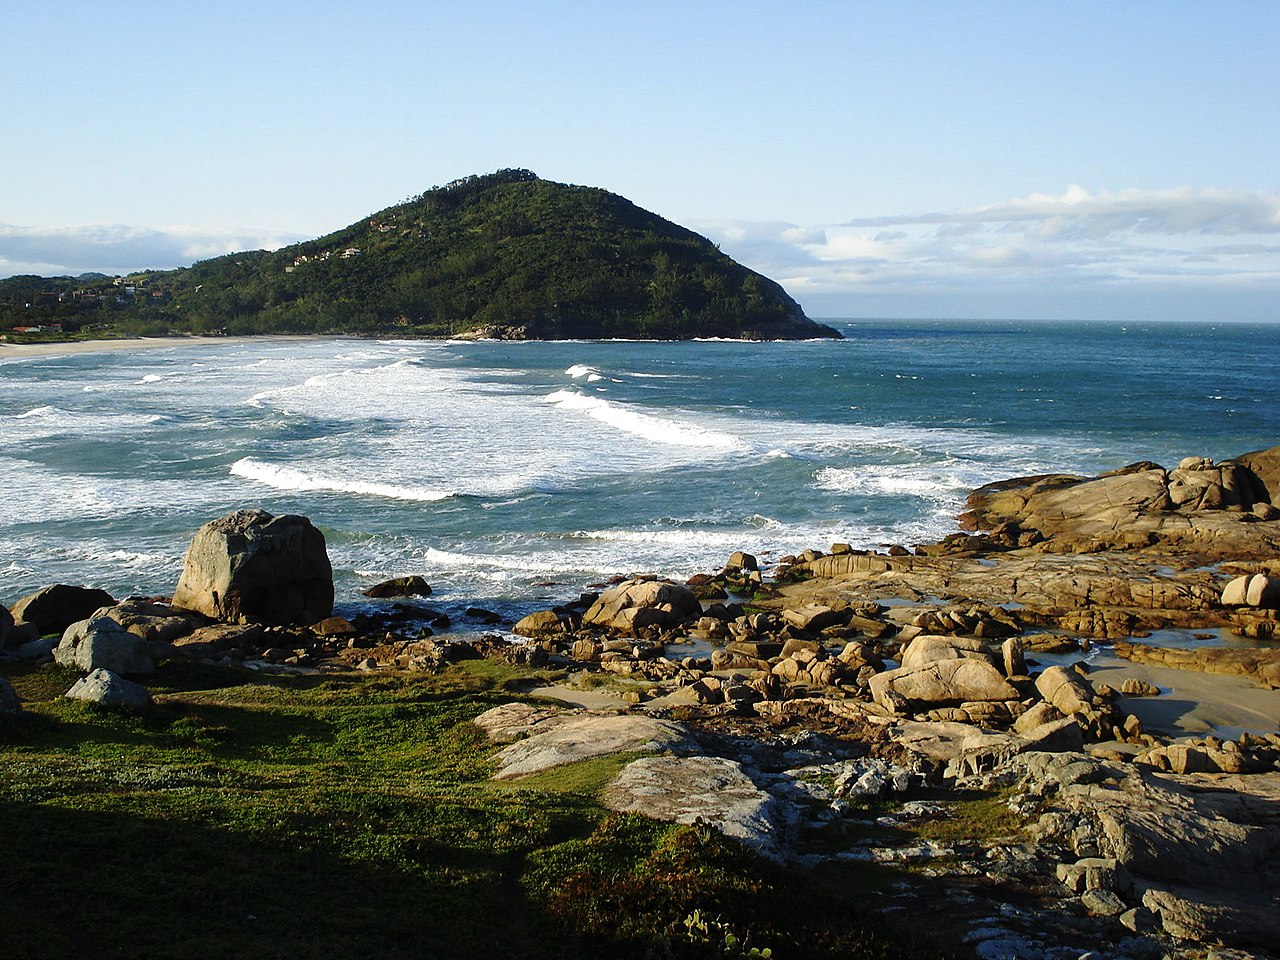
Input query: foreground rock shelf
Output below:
<box><xmin>3</xmin><ymin>445</ymin><xmax>1280</xmax><ymax>958</ymax></box>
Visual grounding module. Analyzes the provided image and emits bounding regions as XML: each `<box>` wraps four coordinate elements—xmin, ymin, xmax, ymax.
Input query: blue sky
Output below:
<box><xmin>2</xmin><ymin>1</ymin><xmax>1277</xmax><ymax>320</ymax></box>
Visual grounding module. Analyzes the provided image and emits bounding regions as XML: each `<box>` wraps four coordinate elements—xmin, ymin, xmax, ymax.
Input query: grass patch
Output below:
<box><xmin>910</xmin><ymin>790</ymin><xmax>1022</xmax><ymax>845</ymax></box>
<box><xmin>0</xmin><ymin>658</ymin><xmax>956</xmax><ymax>959</ymax></box>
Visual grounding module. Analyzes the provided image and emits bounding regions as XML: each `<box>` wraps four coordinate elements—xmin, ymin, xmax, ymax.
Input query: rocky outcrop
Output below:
<box><xmin>9</xmin><ymin>584</ymin><xmax>117</xmax><ymax>636</ymax></box>
<box><xmin>958</xmin><ymin>448</ymin><xmax>1280</xmax><ymax>557</ymax></box>
<box><xmin>172</xmin><ymin>510</ymin><xmax>334</xmax><ymax>626</ymax></box>
<box><xmin>965</xmin><ymin>752</ymin><xmax>1280</xmax><ymax>952</ymax></box>
<box><xmin>1114</xmin><ymin>640</ymin><xmax>1280</xmax><ymax>688</ymax></box>
<box><xmin>65</xmin><ymin>668</ymin><xmax>153</xmax><ymax>709</ymax></box>
<box><xmin>579</xmin><ymin>577</ymin><xmax>701</xmax><ymax>635</ymax></box>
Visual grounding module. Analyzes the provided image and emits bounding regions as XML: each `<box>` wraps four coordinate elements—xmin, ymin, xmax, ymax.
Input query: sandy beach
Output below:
<box><xmin>1087</xmin><ymin>656</ymin><xmax>1280</xmax><ymax>738</ymax></box>
<box><xmin>0</xmin><ymin>335</ymin><xmax>312</xmax><ymax>361</ymax></box>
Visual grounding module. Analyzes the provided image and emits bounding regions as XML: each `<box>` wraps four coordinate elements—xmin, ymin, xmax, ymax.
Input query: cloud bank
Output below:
<box><xmin>0</xmin><ymin>224</ymin><xmax>306</xmax><ymax>278</ymax></box>
<box><xmin>693</xmin><ymin>186</ymin><xmax>1280</xmax><ymax>321</ymax></box>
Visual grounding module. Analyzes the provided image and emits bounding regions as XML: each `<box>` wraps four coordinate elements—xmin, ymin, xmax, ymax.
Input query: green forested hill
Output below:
<box><xmin>0</xmin><ymin>170</ymin><xmax>841</xmax><ymax>341</ymax></box>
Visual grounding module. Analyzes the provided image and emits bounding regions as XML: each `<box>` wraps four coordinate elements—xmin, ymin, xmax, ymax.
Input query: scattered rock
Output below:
<box><xmin>65</xmin><ymin>668</ymin><xmax>153</xmax><ymax>709</ymax></box>
<box><xmin>1120</xmin><ymin>678</ymin><xmax>1161</xmax><ymax>697</ymax></box>
<box><xmin>362</xmin><ymin>575</ymin><xmax>432</xmax><ymax>598</ymax></box>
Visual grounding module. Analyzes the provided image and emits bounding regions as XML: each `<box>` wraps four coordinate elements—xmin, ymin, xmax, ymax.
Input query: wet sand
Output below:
<box><xmin>1088</xmin><ymin>656</ymin><xmax>1280</xmax><ymax>738</ymax></box>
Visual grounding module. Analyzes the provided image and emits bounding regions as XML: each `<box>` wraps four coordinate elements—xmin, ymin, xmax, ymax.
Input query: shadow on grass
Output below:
<box><xmin>0</xmin><ymin>800</ymin><xmax>575</xmax><ymax>960</ymax></box>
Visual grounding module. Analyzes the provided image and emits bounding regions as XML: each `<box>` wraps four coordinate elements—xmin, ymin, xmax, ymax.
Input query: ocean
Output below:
<box><xmin>3</xmin><ymin>319</ymin><xmax>1277</xmax><ymax>624</ymax></box>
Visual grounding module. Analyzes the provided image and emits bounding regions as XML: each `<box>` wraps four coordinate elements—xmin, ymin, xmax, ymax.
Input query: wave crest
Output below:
<box><xmin>542</xmin><ymin>390</ymin><xmax>747</xmax><ymax>450</ymax></box>
<box><xmin>230</xmin><ymin>458</ymin><xmax>455</xmax><ymax>502</ymax></box>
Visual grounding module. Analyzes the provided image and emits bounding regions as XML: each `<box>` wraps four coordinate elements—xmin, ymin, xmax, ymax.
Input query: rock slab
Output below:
<box><xmin>603</xmin><ymin>755</ymin><xmax>782</xmax><ymax>857</ymax></box>
<box><xmin>491</xmin><ymin>713</ymin><xmax>693</xmax><ymax>779</ymax></box>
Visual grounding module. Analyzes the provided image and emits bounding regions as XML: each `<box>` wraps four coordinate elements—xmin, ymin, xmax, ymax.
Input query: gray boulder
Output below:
<box><xmin>0</xmin><ymin>676</ymin><xmax>21</xmax><ymax>715</ymax></box>
<box><xmin>580</xmin><ymin>577</ymin><xmax>701</xmax><ymax>635</ymax></box>
<box><xmin>171</xmin><ymin>510</ymin><xmax>333</xmax><ymax>625</ymax></box>
<box><xmin>65</xmin><ymin>669</ymin><xmax>153</xmax><ymax>710</ymax></box>
<box><xmin>9</xmin><ymin>584</ymin><xmax>116</xmax><ymax>636</ymax></box>
<box><xmin>55</xmin><ymin>615</ymin><xmax>156</xmax><ymax>675</ymax></box>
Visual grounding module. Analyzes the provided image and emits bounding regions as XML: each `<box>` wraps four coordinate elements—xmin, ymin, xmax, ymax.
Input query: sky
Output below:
<box><xmin>2</xmin><ymin>1</ymin><xmax>1277</xmax><ymax>321</ymax></box>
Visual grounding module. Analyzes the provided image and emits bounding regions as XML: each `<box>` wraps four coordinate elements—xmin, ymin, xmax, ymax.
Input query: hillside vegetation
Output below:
<box><xmin>0</xmin><ymin>170</ymin><xmax>840</xmax><ymax>341</ymax></box>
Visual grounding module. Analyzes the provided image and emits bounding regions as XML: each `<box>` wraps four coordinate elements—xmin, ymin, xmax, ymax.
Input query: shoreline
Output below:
<box><xmin>0</xmin><ymin>334</ymin><xmax>316</xmax><ymax>360</ymax></box>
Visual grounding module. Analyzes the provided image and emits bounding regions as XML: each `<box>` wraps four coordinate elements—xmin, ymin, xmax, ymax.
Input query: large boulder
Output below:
<box><xmin>54</xmin><ymin>615</ymin><xmax>156</xmax><ymax>675</ymax></box>
<box><xmin>579</xmin><ymin>577</ymin><xmax>701</xmax><ymax>635</ymax></box>
<box><xmin>0</xmin><ymin>603</ymin><xmax>12</xmax><ymax>648</ymax></box>
<box><xmin>65</xmin><ymin>669</ymin><xmax>153</xmax><ymax>710</ymax></box>
<box><xmin>171</xmin><ymin>510</ymin><xmax>333</xmax><ymax>626</ymax></box>
<box><xmin>1228</xmin><ymin>444</ymin><xmax>1280</xmax><ymax>504</ymax></box>
<box><xmin>9</xmin><ymin>584</ymin><xmax>117</xmax><ymax>636</ymax></box>
<box><xmin>899</xmin><ymin>635</ymin><xmax>994</xmax><ymax>671</ymax></box>
<box><xmin>869</xmin><ymin>657</ymin><xmax>1019</xmax><ymax>710</ymax></box>
<box><xmin>958</xmin><ymin>448</ymin><xmax>1280</xmax><ymax>555</ymax></box>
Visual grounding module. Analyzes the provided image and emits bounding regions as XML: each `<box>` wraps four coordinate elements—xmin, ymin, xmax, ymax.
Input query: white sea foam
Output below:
<box><xmin>565</xmin><ymin>363</ymin><xmax>596</xmax><ymax>378</ymax></box>
<box><xmin>541</xmin><ymin>390</ymin><xmax>748</xmax><ymax>451</ymax></box>
<box><xmin>230</xmin><ymin>457</ymin><xmax>455</xmax><ymax>502</ymax></box>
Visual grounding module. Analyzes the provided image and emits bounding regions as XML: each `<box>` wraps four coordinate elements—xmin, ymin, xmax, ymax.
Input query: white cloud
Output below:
<box><xmin>843</xmin><ymin>185</ymin><xmax>1280</xmax><ymax>236</ymax></box>
<box><xmin>690</xmin><ymin>185</ymin><xmax>1280</xmax><ymax>320</ymax></box>
<box><xmin>0</xmin><ymin>223</ymin><xmax>306</xmax><ymax>278</ymax></box>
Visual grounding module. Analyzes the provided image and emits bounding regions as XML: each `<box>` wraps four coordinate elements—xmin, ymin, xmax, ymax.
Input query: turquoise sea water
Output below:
<box><xmin>2</xmin><ymin>319</ymin><xmax>1277</xmax><ymax>622</ymax></box>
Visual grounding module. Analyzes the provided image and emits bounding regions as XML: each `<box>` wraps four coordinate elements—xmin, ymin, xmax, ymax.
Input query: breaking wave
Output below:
<box><xmin>230</xmin><ymin>458</ymin><xmax>455</xmax><ymax>502</ymax></box>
